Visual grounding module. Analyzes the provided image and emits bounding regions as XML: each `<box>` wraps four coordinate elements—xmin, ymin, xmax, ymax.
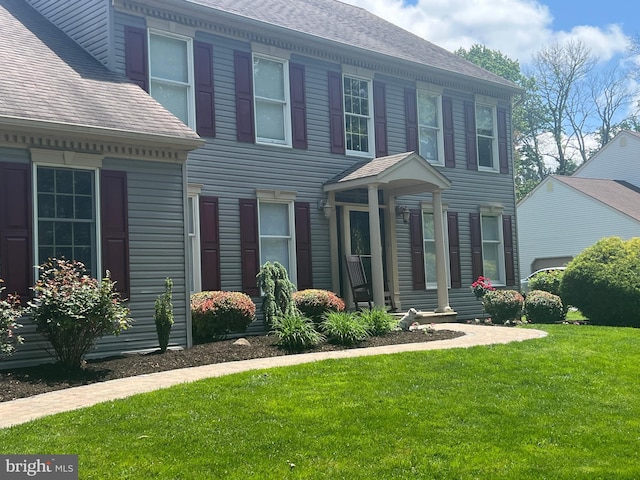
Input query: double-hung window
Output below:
<box><xmin>187</xmin><ymin>190</ymin><xmax>201</xmax><ymax>294</ymax></box>
<box><xmin>422</xmin><ymin>210</ymin><xmax>449</xmax><ymax>288</ymax></box>
<box><xmin>149</xmin><ymin>31</ymin><xmax>195</xmax><ymax>127</ymax></box>
<box><xmin>476</xmin><ymin>103</ymin><xmax>498</xmax><ymax>170</ymax></box>
<box><xmin>258</xmin><ymin>200</ymin><xmax>296</xmax><ymax>283</ymax></box>
<box><xmin>343</xmin><ymin>75</ymin><xmax>373</xmax><ymax>156</ymax></box>
<box><xmin>253</xmin><ymin>54</ymin><xmax>291</xmax><ymax>146</ymax></box>
<box><xmin>417</xmin><ymin>91</ymin><xmax>444</xmax><ymax>164</ymax></box>
<box><xmin>35</xmin><ymin>166</ymin><xmax>97</xmax><ymax>276</ymax></box>
<box><xmin>481</xmin><ymin>214</ymin><xmax>504</xmax><ymax>284</ymax></box>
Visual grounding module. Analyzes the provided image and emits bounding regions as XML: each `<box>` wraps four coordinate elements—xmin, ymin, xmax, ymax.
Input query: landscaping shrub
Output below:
<box><xmin>528</xmin><ymin>269</ymin><xmax>564</xmax><ymax>297</ymax></box>
<box><xmin>271</xmin><ymin>310</ymin><xmax>324</xmax><ymax>352</ymax></box>
<box><xmin>470</xmin><ymin>276</ymin><xmax>495</xmax><ymax>300</ymax></box>
<box><xmin>321</xmin><ymin>311</ymin><xmax>370</xmax><ymax>345</ymax></box>
<box><xmin>482</xmin><ymin>289</ymin><xmax>524</xmax><ymax>324</ymax></box>
<box><xmin>292</xmin><ymin>289</ymin><xmax>345</xmax><ymax>324</ymax></box>
<box><xmin>256</xmin><ymin>262</ymin><xmax>295</xmax><ymax>326</ymax></box>
<box><xmin>28</xmin><ymin>258</ymin><xmax>131</xmax><ymax>370</ymax></box>
<box><xmin>154</xmin><ymin>277</ymin><xmax>174</xmax><ymax>353</ymax></box>
<box><xmin>561</xmin><ymin>236</ymin><xmax>640</xmax><ymax>326</ymax></box>
<box><xmin>357</xmin><ymin>306</ymin><xmax>397</xmax><ymax>336</ymax></box>
<box><xmin>0</xmin><ymin>281</ymin><xmax>23</xmax><ymax>358</ymax></box>
<box><xmin>191</xmin><ymin>291</ymin><xmax>256</xmax><ymax>341</ymax></box>
<box><xmin>525</xmin><ymin>290</ymin><xmax>565</xmax><ymax>324</ymax></box>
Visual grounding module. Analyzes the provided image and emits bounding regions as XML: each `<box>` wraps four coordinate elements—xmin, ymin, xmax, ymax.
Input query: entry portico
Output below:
<box><xmin>324</xmin><ymin>152</ymin><xmax>453</xmax><ymax>313</ymax></box>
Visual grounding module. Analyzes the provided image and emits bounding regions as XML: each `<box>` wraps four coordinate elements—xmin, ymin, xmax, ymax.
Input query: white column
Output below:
<box><xmin>386</xmin><ymin>194</ymin><xmax>401</xmax><ymax>310</ymax></box>
<box><xmin>433</xmin><ymin>190</ymin><xmax>452</xmax><ymax>312</ymax></box>
<box><xmin>368</xmin><ymin>184</ymin><xmax>385</xmax><ymax>306</ymax></box>
<box><xmin>327</xmin><ymin>191</ymin><xmax>340</xmax><ymax>295</ymax></box>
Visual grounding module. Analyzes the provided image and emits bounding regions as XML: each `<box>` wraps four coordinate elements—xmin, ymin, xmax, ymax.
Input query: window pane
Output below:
<box><xmin>418</xmin><ymin>93</ymin><xmax>438</xmax><ymax>127</ymax></box>
<box><xmin>150</xmin><ymin>34</ymin><xmax>188</xmax><ymax>83</ymax></box>
<box><xmin>74</xmin><ymin>170</ymin><xmax>93</xmax><ymax>195</ymax></box>
<box><xmin>422</xmin><ymin>213</ymin><xmax>435</xmax><ymax>239</ymax></box>
<box><xmin>476</xmin><ymin>105</ymin><xmax>494</xmax><ymax>136</ymax></box>
<box><xmin>253</xmin><ymin>57</ymin><xmax>285</xmax><ymax>101</ymax></box>
<box><xmin>482</xmin><ymin>216</ymin><xmax>499</xmax><ymax>241</ymax></box>
<box><xmin>56</xmin><ymin>169</ymin><xmax>73</xmax><ymax>194</ymax></box>
<box><xmin>419</xmin><ymin>127</ymin><xmax>438</xmax><ymax>162</ymax></box>
<box><xmin>55</xmin><ymin>222</ymin><xmax>72</xmax><ymax>246</ymax></box>
<box><xmin>260</xmin><ymin>238</ymin><xmax>289</xmax><ymax>271</ymax></box>
<box><xmin>38</xmin><ymin>168</ymin><xmax>54</xmax><ymax>193</ymax></box>
<box><xmin>478</xmin><ymin>137</ymin><xmax>493</xmax><ymax>167</ymax></box>
<box><xmin>256</xmin><ymin>101</ymin><xmax>286</xmax><ymax>141</ymax></box>
<box><xmin>39</xmin><ymin>221</ymin><xmax>54</xmax><ymax>245</ymax></box>
<box><xmin>56</xmin><ymin>195</ymin><xmax>74</xmax><ymax>219</ymax></box>
<box><xmin>188</xmin><ymin>197</ymin><xmax>195</xmax><ymax>235</ymax></box>
<box><xmin>38</xmin><ymin>193</ymin><xmax>55</xmax><ymax>218</ymax></box>
<box><xmin>73</xmin><ymin>223</ymin><xmax>91</xmax><ymax>246</ymax></box>
<box><xmin>75</xmin><ymin>196</ymin><xmax>93</xmax><ymax>220</ymax></box>
<box><xmin>150</xmin><ymin>81</ymin><xmax>189</xmax><ymax>124</ymax></box>
<box><xmin>259</xmin><ymin>203</ymin><xmax>289</xmax><ymax>236</ymax></box>
<box><xmin>424</xmin><ymin>241</ymin><xmax>436</xmax><ymax>284</ymax></box>
<box><xmin>483</xmin><ymin>243</ymin><xmax>500</xmax><ymax>280</ymax></box>
<box><xmin>343</xmin><ymin>77</ymin><xmax>369</xmax><ymax>115</ymax></box>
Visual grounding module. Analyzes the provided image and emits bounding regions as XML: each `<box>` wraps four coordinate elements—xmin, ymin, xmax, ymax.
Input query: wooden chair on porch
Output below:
<box><xmin>344</xmin><ymin>255</ymin><xmax>395</xmax><ymax>311</ymax></box>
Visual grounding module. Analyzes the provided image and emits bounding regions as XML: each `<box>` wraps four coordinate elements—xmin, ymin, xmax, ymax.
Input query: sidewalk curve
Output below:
<box><xmin>0</xmin><ymin>323</ymin><xmax>547</xmax><ymax>429</ymax></box>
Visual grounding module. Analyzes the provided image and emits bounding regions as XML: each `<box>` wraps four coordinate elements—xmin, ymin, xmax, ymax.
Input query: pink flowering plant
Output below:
<box><xmin>191</xmin><ymin>290</ymin><xmax>256</xmax><ymax>341</ymax></box>
<box><xmin>292</xmin><ymin>289</ymin><xmax>346</xmax><ymax>324</ymax></box>
<box><xmin>470</xmin><ymin>276</ymin><xmax>496</xmax><ymax>300</ymax></box>
<box><xmin>0</xmin><ymin>280</ymin><xmax>23</xmax><ymax>358</ymax></box>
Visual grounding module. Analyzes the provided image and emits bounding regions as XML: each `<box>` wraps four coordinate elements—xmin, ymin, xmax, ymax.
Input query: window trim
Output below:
<box><xmin>32</xmin><ymin>163</ymin><xmax>101</xmax><ymax>280</ymax></box>
<box><xmin>252</xmin><ymin>53</ymin><xmax>292</xmax><ymax>147</ymax></box>
<box><xmin>480</xmin><ymin>212</ymin><xmax>506</xmax><ymax>286</ymax></box>
<box><xmin>342</xmin><ymin>73</ymin><xmax>375</xmax><ymax>158</ymax></box>
<box><xmin>148</xmin><ymin>29</ymin><xmax>196</xmax><ymax>128</ymax></box>
<box><xmin>417</xmin><ymin>89</ymin><xmax>445</xmax><ymax>165</ymax></box>
<box><xmin>475</xmin><ymin>102</ymin><xmax>499</xmax><ymax>172</ymax></box>
<box><xmin>421</xmin><ymin>204</ymin><xmax>450</xmax><ymax>289</ymax></box>
<box><xmin>257</xmin><ymin>197</ymin><xmax>297</xmax><ymax>285</ymax></box>
<box><xmin>187</xmin><ymin>184</ymin><xmax>202</xmax><ymax>294</ymax></box>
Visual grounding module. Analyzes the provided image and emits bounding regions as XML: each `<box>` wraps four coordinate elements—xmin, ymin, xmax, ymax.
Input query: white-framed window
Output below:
<box><xmin>258</xmin><ymin>200</ymin><xmax>296</xmax><ymax>283</ymax></box>
<box><xmin>417</xmin><ymin>90</ymin><xmax>444</xmax><ymax>165</ymax></box>
<box><xmin>187</xmin><ymin>189</ymin><xmax>201</xmax><ymax>294</ymax></box>
<box><xmin>148</xmin><ymin>30</ymin><xmax>195</xmax><ymax>127</ymax></box>
<box><xmin>253</xmin><ymin>54</ymin><xmax>291</xmax><ymax>146</ymax></box>
<box><xmin>422</xmin><ymin>209</ymin><xmax>449</xmax><ymax>289</ymax></box>
<box><xmin>343</xmin><ymin>75</ymin><xmax>374</xmax><ymax>156</ymax></box>
<box><xmin>476</xmin><ymin>103</ymin><xmax>498</xmax><ymax>170</ymax></box>
<box><xmin>34</xmin><ymin>165</ymin><xmax>99</xmax><ymax>276</ymax></box>
<box><xmin>481</xmin><ymin>214</ymin><xmax>504</xmax><ymax>284</ymax></box>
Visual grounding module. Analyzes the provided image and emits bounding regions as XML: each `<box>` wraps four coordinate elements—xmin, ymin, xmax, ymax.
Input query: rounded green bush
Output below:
<box><xmin>482</xmin><ymin>289</ymin><xmax>524</xmax><ymax>324</ymax></box>
<box><xmin>528</xmin><ymin>269</ymin><xmax>564</xmax><ymax>298</ymax></box>
<box><xmin>191</xmin><ymin>291</ymin><xmax>256</xmax><ymax>342</ymax></box>
<box><xmin>525</xmin><ymin>290</ymin><xmax>565</xmax><ymax>324</ymax></box>
<box><xmin>561</xmin><ymin>237</ymin><xmax>640</xmax><ymax>326</ymax></box>
<box><xmin>292</xmin><ymin>289</ymin><xmax>345</xmax><ymax>324</ymax></box>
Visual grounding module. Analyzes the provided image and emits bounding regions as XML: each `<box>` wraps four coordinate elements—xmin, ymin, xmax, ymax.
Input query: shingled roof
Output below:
<box><xmin>553</xmin><ymin>176</ymin><xmax>640</xmax><ymax>223</ymax></box>
<box><xmin>0</xmin><ymin>0</ymin><xmax>200</xmax><ymax>143</ymax></box>
<box><xmin>183</xmin><ymin>0</ymin><xmax>520</xmax><ymax>92</ymax></box>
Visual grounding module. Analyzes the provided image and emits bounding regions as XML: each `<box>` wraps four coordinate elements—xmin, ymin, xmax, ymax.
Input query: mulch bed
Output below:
<box><xmin>0</xmin><ymin>329</ymin><xmax>463</xmax><ymax>403</ymax></box>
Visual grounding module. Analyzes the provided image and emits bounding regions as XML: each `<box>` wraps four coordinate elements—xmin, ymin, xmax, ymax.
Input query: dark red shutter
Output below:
<box><xmin>294</xmin><ymin>202</ymin><xmax>313</xmax><ymax>289</ymax></box>
<box><xmin>101</xmin><ymin>170</ymin><xmax>130</xmax><ymax>298</ymax></box>
<box><xmin>328</xmin><ymin>71</ymin><xmax>345</xmax><ymax>154</ymax></box>
<box><xmin>239</xmin><ymin>198</ymin><xmax>260</xmax><ymax>296</ymax></box>
<box><xmin>409</xmin><ymin>209</ymin><xmax>425</xmax><ymax>290</ymax></box>
<box><xmin>503</xmin><ymin>215</ymin><xmax>515</xmax><ymax>286</ymax></box>
<box><xmin>470</xmin><ymin>212</ymin><xmax>483</xmax><ymax>282</ymax></box>
<box><xmin>290</xmin><ymin>62</ymin><xmax>308</xmax><ymax>149</ymax></box>
<box><xmin>404</xmin><ymin>88</ymin><xmax>418</xmax><ymax>152</ymax></box>
<box><xmin>0</xmin><ymin>163</ymin><xmax>32</xmax><ymax>299</ymax></box>
<box><xmin>464</xmin><ymin>101</ymin><xmax>478</xmax><ymax>170</ymax></box>
<box><xmin>447</xmin><ymin>212</ymin><xmax>461</xmax><ymax>288</ymax></box>
<box><xmin>124</xmin><ymin>26</ymin><xmax>148</xmax><ymax>92</ymax></box>
<box><xmin>194</xmin><ymin>41</ymin><xmax>215</xmax><ymax>137</ymax></box>
<box><xmin>200</xmin><ymin>196</ymin><xmax>220</xmax><ymax>291</ymax></box>
<box><xmin>443</xmin><ymin>96</ymin><xmax>455</xmax><ymax>168</ymax></box>
<box><xmin>234</xmin><ymin>50</ymin><xmax>255</xmax><ymax>143</ymax></box>
<box><xmin>373</xmin><ymin>81</ymin><xmax>388</xmax><ymax>157</ymax></box>
<box><xmin>497</xmin><ymin>107</ymin><xmax>509</xmax><ymax>174</ymax></box>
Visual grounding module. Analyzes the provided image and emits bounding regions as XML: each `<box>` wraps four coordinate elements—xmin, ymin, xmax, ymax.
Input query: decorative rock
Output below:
<box><xmin>233</xmin><ymin>338</ymin><xmax>251</xmax><ymax>346</ymax></box>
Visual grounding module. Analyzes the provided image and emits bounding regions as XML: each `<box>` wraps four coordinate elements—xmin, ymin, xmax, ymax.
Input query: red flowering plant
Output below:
<box><xmin>0</xmin><ymin>280</ymin><xmax>23</xmax><ymax>358</ymax></box>
<box><xmin>292</xmin><ymin>289</ymin><xmax>346</xmax><ymax>324</ymax></box>
<box><xmin>470</xmin><ymin>276</ymin><xmax>496</xmax><ymax>300</ymax></box>
<box><xmin>191</xmin><ymin>291</ymin><xmax>256</xmax><ymax>341</ymax></box>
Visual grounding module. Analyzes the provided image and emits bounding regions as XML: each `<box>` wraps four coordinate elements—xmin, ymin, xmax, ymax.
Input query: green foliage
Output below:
<box><xmin>270</xmin><ymin>310</ymin><xmax>324</xmax><ymax>352</ymax></box>
<box><xmin>482</xmin><ymin>289</ymin><xmax>524</xmax><ymax>324</ymax></box>
<box><xmin>292</xmin><ymin>289</ymin><xmax>345</xmax><ymax>324</ymax></box>
<box><xmin>154</xmin><ymin>278</ymin><xmax>174</xmax><ymax>353</ymax></box>
<box><xmin>561</xmin><ymin>237</ymin><xmax>640</xmax><ymax>326</ymax></box>
<box><xmin>525</xmin><ymin>290</ymin><xmax>565</xmax><ymax>324</ymax></box>
<box><xmin>470</xmin><ymin>276</ymin><xmax>495</xmax><ymax>300</ymax></box>
<box><xmin>191</xmin><ymin>291</ymin><xmax>256</xmax><ymax>342</ymax></box>
<box><xmin>28</xmin><ymin>259</ymin><xmax>131</xmax><ymax>370</ymax></box>
<box><xmin>528</xmin><ymin>269</ymin><xmax>564</xmax><ymax>297</ymax></box>
<box><xmin>256</xmin><ymin>262</ymin><xmax>295</xmax><ymax>326</ymax></box>
<box><xmin>0</xmin><ymin>281</ymin><xmax>23</xmax><ymax>358</ymax></box>
<box><xmin>357</xmin><ymin>306</ymin><xmax>397</xmax><ymax>336</ymax></box>
<box><xmin>321</xmin><ymin>311</ymin><xmax>370</xmax><ymax>345</ymax></box>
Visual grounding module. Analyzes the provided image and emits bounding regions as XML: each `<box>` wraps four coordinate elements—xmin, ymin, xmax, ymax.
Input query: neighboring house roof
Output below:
<box><xmin>0</xmin><ymin>0</ymin><xmax>201</xmax><ymax>144</ymax></box>
<box><xmin>553</xmin><ymin>176</ymin><xmax>640</xmax><ymax>223</ymax></box>
<box><xmin>179</xmin><ymin>0</ymin><xmax>519</xmax><ymax>93</ymax></box>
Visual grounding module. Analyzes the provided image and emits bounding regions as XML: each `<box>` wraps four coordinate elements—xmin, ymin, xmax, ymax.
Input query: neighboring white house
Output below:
<box><xmin>517</xmin><ymin>131</ymin><xmax>640</xmax><ymax>277</ymax></box>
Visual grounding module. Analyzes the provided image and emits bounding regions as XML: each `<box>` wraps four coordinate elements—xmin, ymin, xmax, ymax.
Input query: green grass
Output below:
<box><xmin>2</xmin><ymin>325</ymin><xmax>640</xmax><ymax>479</ymax></box>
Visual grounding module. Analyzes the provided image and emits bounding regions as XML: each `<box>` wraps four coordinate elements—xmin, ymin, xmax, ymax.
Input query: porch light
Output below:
<box><xmin>318</xmin><ymin>198</ymin><xmax>333</xmax><ymax>219</ymax></box>
<box><xmin>396</xmin><ymin>205</ymin><xmax>410</xmax><ymax>224</ymax></box>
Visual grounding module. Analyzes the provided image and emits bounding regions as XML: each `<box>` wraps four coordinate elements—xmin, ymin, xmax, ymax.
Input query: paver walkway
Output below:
<box><xmin>0</xmin><ymin>323</ymin><xmax>547</xmax><ymax>429</ymax></box>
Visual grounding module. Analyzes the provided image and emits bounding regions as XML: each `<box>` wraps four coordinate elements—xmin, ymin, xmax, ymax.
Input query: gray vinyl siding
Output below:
<box><xmin>26</xmin><ymin>0</ymin><xmax>112</xmax><ymax>67</ymax></box>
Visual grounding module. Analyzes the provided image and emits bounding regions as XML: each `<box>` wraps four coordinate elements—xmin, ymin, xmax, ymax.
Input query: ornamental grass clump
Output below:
<box><xmin>482</xmin><ymin>289</ymin><xmax>524</xmax><ymax>325</ymax></box>
<box><xmin>0</xmin><ymin>281</ymin><xmax>23</xmax><ymax>358</ymax></box>
<box><xmin>28</xmin><ymin>258</ymin><xmax>131</xmax><ymax>370</ymax></box>
<box><xmin>357</xmin><ymin>306</ymin><xmax>397</xmax><ymax>336</ymax></box>
<box><xmin>154</xmin><ymin>277</ymin><xmax>174</xmax><ymax>353</ymax></box>
<box><xmin>191</xmin><ymin>291</ymin><xmax>256</xmax><ymax>342</ymax></box>
<box><xmin>292</xmin><ymin>289</ymin><xmax>345</xmax><ymax>325</ymax></box>
<box><xmin>525</xmin><ymin>290</ymin><xmax>565</xmax><ymax>324</ymax></box>
<box><xmin>271</xmin><ymin>310</ymin><xmax>324</xmax><ymax>352</ymax></box>
<box><xmin>321</xmin><ymin>311</ymin><xmax>370</xmax><ymax>345</ymax></box>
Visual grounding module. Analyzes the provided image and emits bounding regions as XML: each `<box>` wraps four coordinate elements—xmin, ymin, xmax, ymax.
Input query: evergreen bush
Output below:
<box><xmin>154</xmin><ymin>277</ymin><xmax>174</xmax><ymax>353</ymax></box>
<box><xmin>482</xmin><ymin>289</ymin><xmax>524</xmax><ymax>324</ymax></box>
<box><xmin>525</xmin><ymin>290</ymin><xmax>565</xmax><ymax>324</ymax></box>
<box><xmin>256</xmin><ymin>262</ymin><xmax>295</xmax><ymax>326</ymax></box>
<box><xmin>191</xmin><ymin>291</ymin><xmax>256</xmax><ymax>341</ymax></box>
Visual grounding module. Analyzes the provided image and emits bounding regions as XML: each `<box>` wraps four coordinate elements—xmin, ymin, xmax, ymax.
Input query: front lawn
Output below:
<box><xmin>2</xmin><ymin>324</ymin><xmax>639</xmax><ymax>479</ymax></box>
